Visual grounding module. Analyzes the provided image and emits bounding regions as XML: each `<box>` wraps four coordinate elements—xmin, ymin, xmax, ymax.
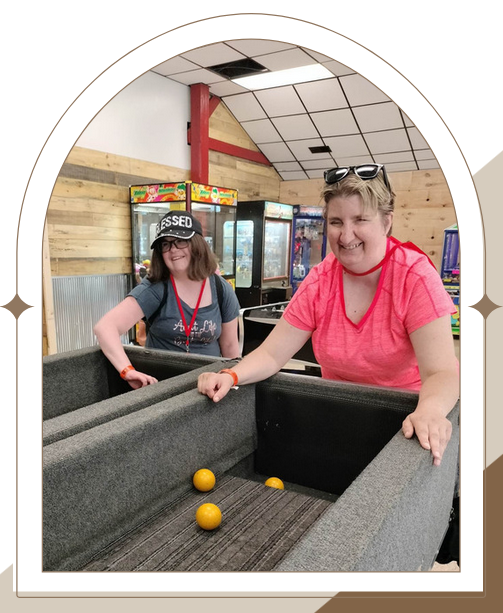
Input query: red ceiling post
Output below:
<box><xmin>190</xmin><ymin>83</ymin><xmax>210</xmax><ymax>185</ymax></box>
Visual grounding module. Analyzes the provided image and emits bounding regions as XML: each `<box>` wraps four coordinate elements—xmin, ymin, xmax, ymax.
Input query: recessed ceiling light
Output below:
<box><xmin>232</xmin><ymin>64</ymin><xmax>333</xmax><ymax>90</ymax></box>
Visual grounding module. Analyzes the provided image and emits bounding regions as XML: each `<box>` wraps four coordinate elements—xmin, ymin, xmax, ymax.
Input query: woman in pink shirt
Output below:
<box><xmin>198</xmin><ymin>165</ymin><xmax>459</xmax><ymax>467</ymax></box>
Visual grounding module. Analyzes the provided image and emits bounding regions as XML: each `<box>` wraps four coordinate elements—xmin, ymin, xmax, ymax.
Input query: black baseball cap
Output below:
<box><xmin>151</xmin><ymin>211</ymin><xmax>203</xmax><ymax>248</ymax></box>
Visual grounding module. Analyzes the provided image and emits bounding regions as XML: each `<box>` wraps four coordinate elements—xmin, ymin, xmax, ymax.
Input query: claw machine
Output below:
<box><xmin>290</xmin><ymin>205</ymin><xmax>327</xmax><ymax>295</ymax></box>
<box><xmin>129</xmin><ymin>181</ymin><xmax>238</xmax><ymax>287</ymax></box>
<box><xmin>235</xmin><ymin>201</ymin><xmax>293</xmax><ymax>308</ymax></box>
<box><xmin>440</xmin><ymin>223</ymin><xmax>460</xmax><ymax>336</ymax></box>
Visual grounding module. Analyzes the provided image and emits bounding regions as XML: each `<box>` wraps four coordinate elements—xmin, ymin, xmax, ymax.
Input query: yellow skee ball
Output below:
<box><xmin>193</xmin><ymin>468</ymin><xmax>216</xmax><ymax>492</ymax></box>
<box><xmin>195</xmin><ymin>503</ymin><xmax>222</xmax><ymax>530</ymax></box>
<box><xmin>265</xmin><ymin>477</ymin><xmax>284</xmax><ymax>490</ymax></box>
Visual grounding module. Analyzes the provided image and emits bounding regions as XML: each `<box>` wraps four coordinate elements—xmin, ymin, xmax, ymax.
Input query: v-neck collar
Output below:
<box><xmin>169</xmin><ymin>276</ymin><xmax>213</xmax><ymax>311</ymax></box>
<box><xmin>338</xmin><ymin>238</ymin><xmax>390</xmax><ymax>330</ymax></box>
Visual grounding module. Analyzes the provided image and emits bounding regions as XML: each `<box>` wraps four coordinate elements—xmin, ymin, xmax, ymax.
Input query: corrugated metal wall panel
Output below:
<box><xmin>52</xmin><ymin>274</ymin><xmax>134</xmax><ymax>353</ymax></box>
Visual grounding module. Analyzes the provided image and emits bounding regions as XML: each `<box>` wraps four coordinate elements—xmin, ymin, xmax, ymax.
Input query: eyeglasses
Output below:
<box><xmin>324</xmin><ymin>164</ymin><xmax>391</xmax><ymax>192</ymax></box>
<box><xmin>160</xmin><ymin>238</ymin><xmax>190</xmax><ymax>252</ymax></box>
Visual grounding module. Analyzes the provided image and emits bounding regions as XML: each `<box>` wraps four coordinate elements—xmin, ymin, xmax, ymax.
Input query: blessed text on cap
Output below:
<box><xmin>157</xmin><ymin>214</ymin><xmax>194</xmax><ymax>233</ymax></box>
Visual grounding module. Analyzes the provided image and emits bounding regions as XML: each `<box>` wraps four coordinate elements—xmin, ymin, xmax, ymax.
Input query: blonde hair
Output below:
<box><xmin>321</xmin><ymin>172</ymin><xmax>395</xmax><ymax>236</ymax></box>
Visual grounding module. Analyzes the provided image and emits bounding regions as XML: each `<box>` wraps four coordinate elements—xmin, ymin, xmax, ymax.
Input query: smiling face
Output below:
<box><xmin>326</xmin><ymin>194</ymin><xmax>393</xmax><ymax>273</ymax></box>
<box><xmin>161</xmin><ymin>238</ymin><xmax>192</xmax><ymax>276</ymax></box>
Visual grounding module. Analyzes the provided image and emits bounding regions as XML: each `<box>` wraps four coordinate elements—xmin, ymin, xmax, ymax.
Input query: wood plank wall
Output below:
<box><xmin>43</xmin><ymin>149</ymin><xmax>191</xmax><ymax>353</ymax></box>
<box><xmin>46</xmin><ymin>149</ymin><xmax>190</xmax><ymax>277</ymax></box>
<box><xmin>209</xmin><ymin>103</ymin><xmax>281</xmax><ymax>201</ymax></box>
<box><xmin>279</xmin><ymin>168</ymin><xmax>457</xmax><ymax>271</ymax></box>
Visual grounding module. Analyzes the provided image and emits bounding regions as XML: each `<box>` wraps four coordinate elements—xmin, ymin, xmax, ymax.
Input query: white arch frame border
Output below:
<box><xmin>18</xmin><ymin>14</ymin><xmax>483</xmax><ymax>594</ymax></box>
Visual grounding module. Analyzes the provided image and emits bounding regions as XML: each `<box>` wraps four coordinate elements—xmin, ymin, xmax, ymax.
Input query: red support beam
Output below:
<box><xmin>190</xmin><ymin>83</ymin><xmax>210</xmax><ymax>184</ymax></box>
<box><xmin>208</xmin><ymin>138</ymin><xmax>272</xmax><ymax>166</ymax></box>
<box><xmin>187</xmin><ymin>132</ymin><xmax>272</xmax><ymax>167</ymax></box>
<box><xmin>209</xmin><ymin>95</ymin><xmax>221</xmax><ymax>116</ymax></box>
<box><xmin>188</xmin><ymin>86</ymin><xmax>271</xmax><ymax>168</ymax></box>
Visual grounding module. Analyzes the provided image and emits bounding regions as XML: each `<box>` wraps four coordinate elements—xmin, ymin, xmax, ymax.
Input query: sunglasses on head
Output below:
<box><xmin>324</xmin><ymin>164</ymin><xmax>391</xmax><ymax>192</ymax></box>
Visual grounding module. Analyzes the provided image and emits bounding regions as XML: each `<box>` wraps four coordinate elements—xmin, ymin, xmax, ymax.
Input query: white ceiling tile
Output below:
<box><xmin>279</xmin><ymin>170</ymin><xmax>310</xmax><ymax>181</ymax></box>
<box><xmin>306</xmin><ymin>169</ymin><xmax>326</xmax><ymax>179</ymax></box>
<box><xmin>258</xmin><ymin>142</ymin><xmax>296</xmax><ymax>162</ymax></box>
<box><xmin>364</xmin><ymin>129</ymin><xmax>410</xmax><ymax>154</ymax></box>
<box><xmin>273</xmin><ymin>161</ymin><xmax>303</xmax><ymax>171</ymax></box>
<box><xmin>181</xmin><ymin>43</ymin><xmax>246</xmax><ymax>67</ymax></box>
<box><xmin>418</xmin><ymin>159</ymin><xmax>440</xmax><ymax>170</ymax></box>
<box><xmin>256</xmin><ymin>48</ymin><xmax>317</xmax><ymax>71</ymax></box>
<box><xmin>254</xmin><ymin>86</ymin><xmax>305</xmax><ymax>117</ymax></box>
<box><xmin>333</xmin><ymin>155</ymin><xmax>375</xmax><ymax>166</ymax></box>
<box><xmin>210</xmin><ymin>81</ymin><xmax>248</xmax><ymax>96</ymax></box>
<box><xmin>385</xmin><ymin>161</ymin><xmax>419</xmax><ymax>172</ymax></box>
<box><xmin>414</xmin><ymin>149</ymin><xmax>436</xmax><ymax>161</ymax></box>
<box><xmin>240</xmin><ymin>119</ymin><xmax>282</xmax><ymax>144</ymax></box>
<box><xmin>339</xmin><ymin>74</ymin><xmax>390</xmax><ymax>106</ymax></box>
<box><xmin>271</xmin><ymin>114</ymin><xmax>319</xmax><ymax>140</ymax></box>
<box><xmin>353</xmin><ymin>102</ymin><xmax>403</xmax><ymax>133</ymax></box>
<box><xmin>300</xmin><ymin>48</ymin><xmax>334</xmax><ymax>63</ymax></box>
<box><xmin>407</xmin><ymin>127</ymin><xmax>429</xmax><ymax>149</ymax></box>
<box><xmin>223</xmin><ymin>93</ymin><xmax>268</xmax><ymax>121</ymax></box>
<box><xmin>225</xmin><ymin>39</ymin><xmax>296</xmax><ymax>56</ymax></box>
<box><xmin>168</xmin><ymin>69</ymin><xmax>226</xmax><ymax>86</ymax></box>
<box><xmin>286</xmin><ymin>139</ymin><xmax>328</xmax><ymax>160</ymax></box>
<box><xmin>301</xmin><ymin>158</ymin><xmax>334</xmax><ymax>169</ymax></box>
<box><xmin>324</xmin><ymin>134</ymin><xmax>369</xmax><ymax>158</ymax></box>
<box><xmin>323</xmin><ymin>60</ymin><xmax>356</xmax><ymax>76</ymax></box>
<box><xmin>152</xmin><ymin>57</ymin><xmax>199</xmax><ymax>76</ymax></box>
<box><xmin>374</xmin><ymin>151</ymin><xmax>415</xmax><ymax>164</ymax></box>
<box><xmin>311</xmin><ymin>108</ymin><xmax>359</xmax><ymax>137</ymax></box>
<box><xmin>295</xmin><ymin>79</ymin><xmax>348</xmax><ymax>112</ymax></box>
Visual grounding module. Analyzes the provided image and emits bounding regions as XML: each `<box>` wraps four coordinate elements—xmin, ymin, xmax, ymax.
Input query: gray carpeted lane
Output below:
<box><xmin>81</xmin><ymin>475</ymin><xmax>331</xmax><ymax>572</ymax></box>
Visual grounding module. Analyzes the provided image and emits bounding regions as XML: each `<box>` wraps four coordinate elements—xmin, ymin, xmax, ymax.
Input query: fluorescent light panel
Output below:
<box><xmin>232</xmin><ymin>64</ymin><xmax>333</xmax><ymax>90</ymax></box>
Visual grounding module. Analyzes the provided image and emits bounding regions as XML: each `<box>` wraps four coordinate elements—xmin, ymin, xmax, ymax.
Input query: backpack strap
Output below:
<box><xmin>144</xmin><ymin>281</ymin><xmax>168</xmax><ymax>334</ymax></box>
<box><xmin>144</xmin><ymin>274</ymin><xmax>225</xmax><ymax>335</ymax></box>
<box><xmin>213</xmin><ymin>273</ymin><xmax>225</xmax><ymax>314</ymax></box>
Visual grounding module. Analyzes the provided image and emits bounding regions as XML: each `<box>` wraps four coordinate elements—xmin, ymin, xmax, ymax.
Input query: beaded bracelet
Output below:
<box><xmin>219</xmin><ymin>369</ymin><xmax>239</xmax><ymax>386</ymax></box>
<box><xmin>120</xmin><ymin>364</ymin><xmax>135</xmax><ymax>379</ymax></box>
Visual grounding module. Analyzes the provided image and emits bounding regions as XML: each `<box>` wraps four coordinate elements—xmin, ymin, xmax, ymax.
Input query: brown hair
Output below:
<box><xmin>148</xmin><ymin>234</ymin><xmax>219</xmax><ymax>282</ymax></box>
<box><xmin>321</xmin><ymin>172</ymin><xmax>395</xmax><ymax>236</ymax></box>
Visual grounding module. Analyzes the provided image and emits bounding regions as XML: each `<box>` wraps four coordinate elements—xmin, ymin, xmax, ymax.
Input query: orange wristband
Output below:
<box><xmin>120</xmin><ymin>364</ymin><xmax>135</xmax><ymax>379</ymax></box>
<box><xmin>219</xmin><ymin>369</ymin><xmax>239</xmax><ymax>386</ymax></box>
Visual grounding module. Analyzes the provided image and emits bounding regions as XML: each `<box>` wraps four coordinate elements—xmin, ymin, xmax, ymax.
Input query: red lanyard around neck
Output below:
<box><xmin>342</xmin><ymin>237</ymin><xmax>436</xmax><ymax>276</ymax></box>
<box><xmin>171</xmin><ymin>277</ymin><xmax>207</xmax><ymax>352</ymax></box>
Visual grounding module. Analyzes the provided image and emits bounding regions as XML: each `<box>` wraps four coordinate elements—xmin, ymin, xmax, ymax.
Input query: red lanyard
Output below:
<box><xmin>171</xmin><ymin>277</ymin><xmax>207</xmax><ymax>352</ymax></box>
<box><xmin>342</xmin><ymin>237</ymin><xmax>436</xmax><ymax>276</ymax></box>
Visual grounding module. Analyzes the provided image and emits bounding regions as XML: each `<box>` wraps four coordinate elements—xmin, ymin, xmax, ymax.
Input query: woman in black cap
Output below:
<box><xmin>94</xmin><ymin>210</ymin><xmax>241</xmax><ymax>389</ymax></box>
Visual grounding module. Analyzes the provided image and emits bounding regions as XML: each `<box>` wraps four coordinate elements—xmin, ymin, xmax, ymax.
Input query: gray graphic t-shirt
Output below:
<box><xmin>129</xmin><ymin>275</ymin><xmax>240</xmax><ymax>356</ymax></box>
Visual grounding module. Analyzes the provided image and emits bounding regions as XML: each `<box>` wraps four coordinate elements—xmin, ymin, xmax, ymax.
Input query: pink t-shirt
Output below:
<box><xmin>283</xmin><ymin>239</ymin><xmax>457</xmax><ymax>391</ymax></box>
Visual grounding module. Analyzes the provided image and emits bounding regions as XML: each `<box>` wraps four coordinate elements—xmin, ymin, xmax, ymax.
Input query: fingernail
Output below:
<box><xmin>214</xmin><ymin>396</ymin><xmax>219</xmax><ymax>402</ymax></box>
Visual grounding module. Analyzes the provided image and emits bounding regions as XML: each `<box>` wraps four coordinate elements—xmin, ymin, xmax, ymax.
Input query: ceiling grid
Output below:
<box><xmin>152</xmin><ymin>40</ymin><xmax>439</xmax><ymax>180</ymax></box>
